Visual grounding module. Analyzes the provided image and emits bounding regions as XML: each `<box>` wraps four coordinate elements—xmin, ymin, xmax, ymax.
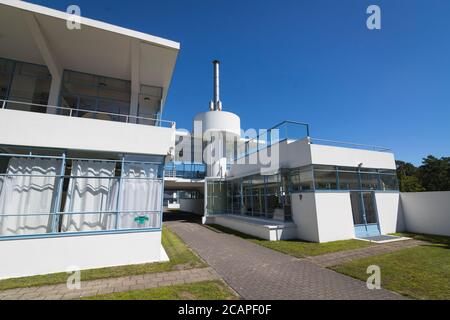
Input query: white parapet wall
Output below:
<box><xmin>375</xmin><ymin>192</ymin><xmax>402</xmax><ymax>234</ymax></box>
<box><xmin>0</xmin><ymin>109</ymin><xmax>175</xmax><ymax>156</ymax></box>
<box><xmin>291</xmin><ymin>192</ymin><xmax>355</xmax><ymax>243</ymax></box>
<box><xmin>205</xmin><ymin>215</ymin><xmax>297</xmax><ymax>241</ymax></box>
<box><xmin>0</xmin><ymin>231</ymin><xmax>168</xmax><ymax>280</ymax></box>
<box><xmin>310</xmin><ymin>144</ymin><xmax>396</xmax><ymax>169</ymax></box>
<box><xmin>314</xmin><ymin>192</ymin><xmax>356</xmax><ymax>242</ymax></box>
<box><xmin>400</xmin><ymin>191</ymin><xmax>450</xmax><ymax>237</ymax></box>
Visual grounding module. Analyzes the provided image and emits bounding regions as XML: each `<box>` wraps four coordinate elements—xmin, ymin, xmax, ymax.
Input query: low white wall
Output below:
<box><xmin>206</xmin><ymin>215</ymin><xmax>297</xmax><ymax>241</ymax></box>
<box><xmin>375</xmin><ymin>192</ymin><xmax>402</xmax><ymax>234</ymax></box>
<box><xmin>0</xmin><ymin>231</ymin><xmax>167</xmax><ymax>280</ymax></box>
<box><xmin>291</xmin><ymin>192</ymin><xmax>320</xmax><ymax>242</ymax></box>
<box><xmin>179</xmin><ymin>198</ymin><xmax>204</xmax><ymax>215</ymax></box>
<box><xmin>310</xmin><ymin>144</ymin><xmax>396</xmax><ymax>169</ymax></box>
<box><xmin>314</xmin><ymin>192</ymin><xmax>355</xmax><ymax>242</ymax></box>
<box><xmin>401</xmin><ymin>191</ymin><xmax>450</xmax><ymax>237</ymax></box>
<box><xmin>0</xmin><ymin>109</ymin><xmax>175</xmax><ymax>156</ymax></box>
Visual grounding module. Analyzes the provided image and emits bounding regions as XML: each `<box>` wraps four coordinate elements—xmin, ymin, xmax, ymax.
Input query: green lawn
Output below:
<box><xmin>84</xmin><ymin>280</ymin><xmax>238</xmax><ymax>300</ymax></box>
<box><xmin>331</xmin><ymin>235</ymin><xmax>450</xmax><ymax>300</ymax></box>
<box><xmin>0</xmin><ymin>226</ymin><xmax>206</xmax><ymax>291</ymax></box>
<box><xmin>392</xmin><ymin>232</ymin><xmax>450</xmax><ymax>245</ymax></box>
<box><xmin>206</xmin><ymin>224</ymin><xmax>373</xmax><ymax>258</ymax></box>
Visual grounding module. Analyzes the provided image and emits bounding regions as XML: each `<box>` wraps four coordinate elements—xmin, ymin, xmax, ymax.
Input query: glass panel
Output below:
<box><xmin>206</xmin><ymin>180</ymin><xmax>228</xmax><ymax>215</ymax></box>
<box><xmin>314</xmin><ymin>166</ymin><xmax>337</xmax><ymax>190</ymax></box>
<box><xmin>379</xmin><ymin>170</ymin><xmax>399</xmax><ymax>190</ymax></box>
<box><xmin>0</xmin><ymin>72</ymin><xmax>10</xmax><ymax>99</ymax></box>
<box><xmin>338</xmin><ymin>167</ymin><xmax>359</xmax><ymax>190</ymax></box>
<box><xmin>350</xmin><ymin>192</ymin><xmax>364</xmax><ymax>225</ymax></box>
<box><xmin>61</xmin><ymin>70</ymin><xmax>131</xmax><ymax>117</ymax></box>
<box><xmin>362</xmin><ymin>192</ymin><xmax>378</xmax><ymax>224</ymax></box>
<box><xmin>299</xmin><ymin>168</ymin><xmax>313</xmax><ymax>190</ymax></box>
<box><xmin>360</xmin><ymin>171</ymin><xmax>380</xmax><ymax>190</ymax></box>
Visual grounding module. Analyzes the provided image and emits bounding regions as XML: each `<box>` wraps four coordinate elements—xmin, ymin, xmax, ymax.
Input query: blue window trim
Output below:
<box><xmin>0</xmin><ymin>147</ymin><xmax>166</xmax><ymax>241</ymax></box>
<box><xmin>0</xmin><ymin>227</ymin><xmax>162</xmax><ymax>242</ymax></box>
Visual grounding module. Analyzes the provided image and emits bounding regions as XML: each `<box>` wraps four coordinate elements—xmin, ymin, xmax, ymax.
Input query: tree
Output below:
<box><xmin>417</xmin><ymin>155</ymin><xmax>450</xmax><ymax>191</ymax></box>
<box><xmin>396</xmin><ymin>160</ymin><xmax>425</xmax><ymax>192</ymax></box>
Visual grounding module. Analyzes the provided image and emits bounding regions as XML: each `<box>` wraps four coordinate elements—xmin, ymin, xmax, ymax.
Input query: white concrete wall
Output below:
<box><xmin>229</xmin><ymin>138</ymin><xmax>311</xmax><ymax>178</ymax></box>
<box><xmin>0</xmin><ymin>109</ymin><xmax>175</xmax><ymax>156</ymax></box>
<box><xmin>310</xmin><ymin>144</ymin><xmax>396</xmax><ymax>169</ymax></box>
<box><xmin>401</xmin><ymin>191</ymin><xmax>450</xmax><ymax>237</ymax></box>
<box><xmin>207</xmin><ymin>215</ymin><xmax>297</xmax><ymax>241</ymax></box>
<box><xmin>179</xmin><ymin>198</ymin><xmax>204</xmax><ymax>215</ymax></box>
<box><xmin>291</xmin><ymin>192</ymin><xmax>320</xmax><ymax>242</ymax></box>
<box><xmin>314</xmin><ymin>192</ymin><xmax>355</xmax><ymax>242</ymax></box>
<box><xmin>0</xmin><ymin>231</ymin><xmax>167</xmax><ymax>280</ymax></box>
<box><xmin>375</xmin><ymin>192</ymin><xmax>402</xmax><ymax>234</ymax></box>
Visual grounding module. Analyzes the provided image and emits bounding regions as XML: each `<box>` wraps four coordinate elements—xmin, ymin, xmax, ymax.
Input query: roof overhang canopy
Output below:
<box><xmin>0</xmin><ymin>0</ymin><xmax>180</xmax><ymax>106</ymax></box>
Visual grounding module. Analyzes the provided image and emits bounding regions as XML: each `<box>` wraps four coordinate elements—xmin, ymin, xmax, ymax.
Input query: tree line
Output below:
<box><xmin>396</xmin><ymin>155</ymin><xmax>450</xmax><ymax>192</ymax></box>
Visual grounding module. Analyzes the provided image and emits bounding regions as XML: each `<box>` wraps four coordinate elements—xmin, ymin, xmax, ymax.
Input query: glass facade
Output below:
<box><xmin>207</xmin><ymin>172</ymin><xmax>291</xmax><ymax>220</ymax></box>
<box><xmin>206</xmin><ymin>165</ymin><xmax>398</xmax><ymax>221</ymax></box>
<box><xmin>0</xmin><ymin>57</ymin><xmax>51</xmax><ymax>109</ymax></box>
<box><xmin>60</xmin><ymin>70</ymin><xmax>131</xmax><ymax>120</ymax></box>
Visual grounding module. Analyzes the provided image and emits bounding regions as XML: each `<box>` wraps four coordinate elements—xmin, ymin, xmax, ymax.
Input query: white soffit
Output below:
<box><xmin>0</xmin><ymin>0</ymin><xmax>179</xmax><ymax>101</ymax></box>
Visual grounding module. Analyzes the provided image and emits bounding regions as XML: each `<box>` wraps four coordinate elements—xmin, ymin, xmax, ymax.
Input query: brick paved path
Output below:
<box><xmin>0</xmin><ymin>267</ymin><xmax>220</xmax><ymax>300</ymax></box>
<box><xmin>166</xmin><ymin>220</ymin><xmax>406</xmax><ymax>300</ymax></box>
<box><xmin>308</xmin><ymin>239</ymin><xmax>425</xmax><ymax>267</ymax></box>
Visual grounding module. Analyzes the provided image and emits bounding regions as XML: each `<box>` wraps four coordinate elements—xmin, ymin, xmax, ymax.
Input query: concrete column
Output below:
<box><xmin>23</xmin><ymin>12</ymin><xmax>63</xmax><ymax>114</ymax></box>
<box><xmin>130</xmin><ymin>40</ymin><xmax>140</xmax><ymax>123</ymax></box>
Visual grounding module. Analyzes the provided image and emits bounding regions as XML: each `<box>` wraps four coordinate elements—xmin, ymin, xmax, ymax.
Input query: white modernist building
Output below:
<box><xmin>0</xmin><ymin>1</ymin><xmax>402</xmax><ymax>280</ymax></box>
<box><xmin>0</xmin><ymin>0</ymin><xmax>178</xmax><ymax>279</ymax></box>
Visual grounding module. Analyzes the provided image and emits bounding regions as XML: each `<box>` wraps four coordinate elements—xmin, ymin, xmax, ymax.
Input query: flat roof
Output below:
<box><xmin>0</xmin><ymin>0</ymin><xmax>180</xmax><ymax>50</ymax></box>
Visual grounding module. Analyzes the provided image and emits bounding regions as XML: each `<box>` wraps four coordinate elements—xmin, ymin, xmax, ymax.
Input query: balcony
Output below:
<box><xmin>0</xmin><ymin>99</ymin><xmax>176</xmax><ymax>156</ymax></box>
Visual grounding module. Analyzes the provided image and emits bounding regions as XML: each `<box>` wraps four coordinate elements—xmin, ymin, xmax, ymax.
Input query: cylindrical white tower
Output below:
<box><xmin>193</xmin><ymin>60</ymin><xmax>241</xmax><ymax>178</ymax></box>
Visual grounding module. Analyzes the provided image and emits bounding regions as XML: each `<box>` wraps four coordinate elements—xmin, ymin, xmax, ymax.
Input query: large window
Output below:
<box><xmin>289</xmin><ymin>167</ymin><xmax>314</xmax><ymax>192</ymax></box>
<box><xmin>379</xmin><ymin>169</ymin><xmax>399</xmax><ymax>190</ymax></box>
<box><xmin>60</xmin><ymin>70</ymin><xmax>131</xmax><ymax>120</ymax></box>
<box><xmin>337</xmin><ymin>167</ymin><xmax>360</xmax><ymax>190</ymax></box>
<box><xmin>0</xmin><ymin>57</ymin><xmax>51</xmax><ymax>109</ymax></box>
<box><xmin>0</xmin><ymin>148</ymin><xmax>165</xmax><ymax>239</ymax></box>
<box><xmin>314</xmin><ymin>165</ymin><xmax>337</xmax><ymax>190</ymax></box>
<box><xmin>207</xmin><ymin>173</ymin><xmax>292</xmax><ymax>221</ymax></box>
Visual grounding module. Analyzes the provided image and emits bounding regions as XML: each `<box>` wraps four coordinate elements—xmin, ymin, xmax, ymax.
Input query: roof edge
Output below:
<box><xmin>0</xmin><ymin>0</ymin><xmax>180</xmax><ymax>50</ymax></box>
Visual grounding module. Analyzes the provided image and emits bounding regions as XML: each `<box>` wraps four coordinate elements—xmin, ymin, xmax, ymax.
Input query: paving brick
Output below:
<box><xmin>165</xmin><ymin>216</ymin><xmax>406</xmax><ymax>300</ymax></box>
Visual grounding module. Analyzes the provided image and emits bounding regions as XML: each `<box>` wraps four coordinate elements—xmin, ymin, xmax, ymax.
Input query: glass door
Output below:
<box><xmin>350</xmin><ymin>191</ymin><xmax>380</xmax><ymax>238</ymax></box>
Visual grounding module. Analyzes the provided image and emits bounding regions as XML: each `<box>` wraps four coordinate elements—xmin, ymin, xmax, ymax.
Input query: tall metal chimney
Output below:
<box><xmin>212</xmin><ymin>60</ymin><xmax>222</xmax><ymax>111</ymax></box>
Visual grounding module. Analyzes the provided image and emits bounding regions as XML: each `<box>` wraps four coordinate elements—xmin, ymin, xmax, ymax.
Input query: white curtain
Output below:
<box><xmin>61</xmin><ymin>160</ymin><xmax>117</xmax><ymax>232</ymax></box>
<box><xmin>118</xmin><ymin>162</ymin><xmax>162</xmax><ymax>229</ymax></box>
<box><xmin>0</xmin><ymin>157</ymin><xmax>61</xmax><ymax>236</ymax></box>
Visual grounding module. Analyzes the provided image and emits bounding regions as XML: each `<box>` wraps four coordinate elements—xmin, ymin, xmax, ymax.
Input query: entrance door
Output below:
<box><xmin>350</xmin><ymin>192</ymin><xmax>380</xmax><ymax>238</ymax></box>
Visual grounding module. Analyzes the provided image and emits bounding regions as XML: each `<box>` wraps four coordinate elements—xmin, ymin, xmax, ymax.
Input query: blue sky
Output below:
<box><xmin>30</xmin><ymin>0</ymin><xmax>450</xmax><ymax>165</ymax></box>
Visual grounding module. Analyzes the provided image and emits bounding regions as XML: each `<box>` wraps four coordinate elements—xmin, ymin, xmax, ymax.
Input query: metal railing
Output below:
<box><xmin>0</xmin><ymin>99</ymin><xmax>175</xmax><ymax>128</ymax></box>
<box><xmin>0</xmin><ymin>151</ymin><xmax>165</xmax><ymax>240</ymax></box>
<box><xmin>309</xmin><ymin>138</ymin><xmax>391</xmax><ymax>152</ymax></box>
<box><xmin>164</xmin><ymin>162</ymin><xmax>206</xmax><ymax>179</ymax></box>
<box><xmin>233</xmin><ymin>120</ymin><xmax>310</xmax><ymax>161</ymax></box>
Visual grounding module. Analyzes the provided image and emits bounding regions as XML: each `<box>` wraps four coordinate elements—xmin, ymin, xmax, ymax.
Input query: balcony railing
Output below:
<box><xmin>164</xmin><ymin>162</ymin><xmax>206</xmax><ymax>179</ymax></box>
<box><xmin>309</xmin><ymin>138</ymin><xmax>391</xmax><ymax>152</ymax></box>
<box><xmin>0</xmin><ymin>99</ymin><xmax>175</xmax><ymax>128</ymax></box>
<box><xmin>233</xmin><ymin>120</ymin><xmax>310</xmax><ymax>161</ymax></box>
